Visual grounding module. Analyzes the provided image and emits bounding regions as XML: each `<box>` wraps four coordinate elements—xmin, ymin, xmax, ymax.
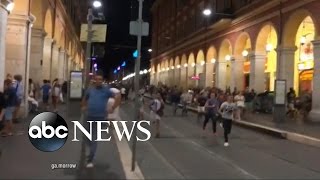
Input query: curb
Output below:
<box><xmin>144</xmin><ymin>95</ymin><xmax>320</xmax><ymax>148</ymax></box>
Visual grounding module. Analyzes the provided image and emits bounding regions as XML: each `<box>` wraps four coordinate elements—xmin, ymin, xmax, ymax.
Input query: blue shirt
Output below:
<box><xmin>13</xmin><ymin>81</ymin><xmax>24</xmax><ymax>100</ymax></box>
<box><xmin>86</xmin><ymin>86</ymin><xmax>114</xmax><ymax>120</ymax></box>
<box><xmin>4</xmin><ymin>87</ymin><xmax>16</xmax><ymax>107</ymax></box>
<box><xmin>41</xmin><ymin>84</ymin><xmax>51</xmax><ymax>96</ymax></box>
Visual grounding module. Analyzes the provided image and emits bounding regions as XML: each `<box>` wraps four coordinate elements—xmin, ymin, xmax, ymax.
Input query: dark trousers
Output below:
<box><xmin>173</xmin><ymin>102</ymin><xmax>179</xmax><ymax>115</ymax></box>
<box><xmin>222</xmin><ymin>118</ymin><xmax>232</xmax><ymax>142</ymax></box>
<box><xmin>85</xmin><ymin>121</ymin><xmax>98</xmax><ymax>163</ymax></box>
<box><xmin>203</xmin><ymin>113</ymin><xmax>217</xmax><ymax>133</ymax></box>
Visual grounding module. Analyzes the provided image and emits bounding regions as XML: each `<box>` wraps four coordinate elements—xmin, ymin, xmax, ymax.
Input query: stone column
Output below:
<box><xmin>0</xmin><ymin>7</ymin><xmax>8</xmax><ymax>91</ymax></box>
<box><xmin>216</xmin><ymin>62</ymin><xmax>227</xmax><ymax>89</ymax></box>
<box><xmin>51</xmin><ymin>45</ymin><xmax>59</xmax><ymax>81</ymax></box>
<box><xmin>174</xmin><ymin>67</ymin><xmax>181</xmax><ymax>86</ymax></box>
<box><xmin>180</xmin><ymin>66</ymin><xmax>187</xmax><ymax>90</ymax></box>
<box><xmin>249</xmin><ymin>53</ymin><xmax>266</xmax><ymax>93</ymax></box>
<box><xmin>205</xmin><ymin>62</ymin><xmax>214</xmax><ymax>88</ymax></box>
<box><xmin>42</xmin><ymin>37</ymin><xmax>54</xmax><ymax>80</ymax></box>
<box><xmin>6</xmin><ymin>11</ymin><xmax>33</xmax><ymax>117</ymax></box>
<box><xmin>57</xmin><ymin>49</ymin><xmax>66</xmax><ymax>81</ymax></box>
<box><xmin>276</xmin><ymin>47</ymin><xmax>297</xmax><ymax>92</ymax></box>
<box><xmin>231</xmin><ymin>57</ymin><xmax>245</xmax><ymax>91</ymax></box>
<box><xmin>309</xmin><ymin>40</ymin><xmax>320</xmax><ymax>122</ymax></box>
<box><xmin>30</xmin><ymin>28</ymin><xmax>45</xmax><ymax>84</ymax></box>
<box><xmin>187</xmin><ymin>66</ymin><xmax>195</xmax><ymax>88</ymax></box>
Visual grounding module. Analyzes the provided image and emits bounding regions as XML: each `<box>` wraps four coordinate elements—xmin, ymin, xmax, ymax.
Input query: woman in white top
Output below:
<box><xmin>107</xmin><ymin>88</ymin><xmax>121</xmax><ymax>121</ymax></box>
<box><xmin>234</xmin><ymin>91</ymin><xmax>245</xmax><ymax>120</ymax></box>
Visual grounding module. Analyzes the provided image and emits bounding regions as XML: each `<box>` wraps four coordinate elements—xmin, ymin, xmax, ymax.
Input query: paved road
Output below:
<box><xmin>1</xmin><ymin>100</ymin><xmax>320</xmax><ymax>179</ymax></box>
<box><xmin>0</xmin><ymin>102</ymin><xmax>126</xmax><ymax>180</ymax></box>
<box><xmin>120</xmin><ymin>100</ymin><xmax>320</xmax><ymax>179</ymax></box>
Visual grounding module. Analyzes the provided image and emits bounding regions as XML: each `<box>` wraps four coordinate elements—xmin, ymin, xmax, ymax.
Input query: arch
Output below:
<box><xmin>206</xmin><ymin>46</ymin><xmax>217</xmax><ymax>63</ymax></box>
<box><xmin>174</xmin><ymin>56</ymin><xmax>180</xmax><ymax>66</ymax></box>
<box><xmin>235</xmin><ymin>32</ymin><xmax>252</xmax><ymax>56</ymax></box>
<box><xmin>54</xmin><ymin>20</ymin><xmax>62</xmax><ymax>47</ymax></box>
<box><xmin>218</xmin><ymin>39</ymin><xmax>232</xmax><ymax>62</ymax></box>
<box><xmin>196</xmin><ymin>50</ymin><xmax>205</xmax><ymax>65</ymax></box>
<box><xmin>44</xmin><ymin>8</ymin><xmax>53</xmax><ymax>37</ymax></box>
<box><xmin>206</xmin><ymin>46</ymin><xmax>217</xmax><ymax>87</ymax></box>
<box><xmin>169</xmin><ymin>58</ymin><xmax>174</xmax><ymax>68</ymax></box>
<box><xmin>31</xmin><ymin>0</ymin><xmax>45</xmax><ymax>28</ymax></box>
<box><xmin>283</xmin><ymin>9</ymin><xmax>319</xmax><ymax>47</ymax></box>
<box><xmin>181</xmin><ymin>54</ymin><xmax>187</xmax><ymax>66</ymax></box>
<box><xmin>256</xmin><ymin>23</ymin><xmax>278</xmax><ymax>53</ymax></box>
<box><xmin>188</xmin><ymin>53</ymin><xmax>195</xmax><ymax>65</ymax></box>
<box><xmin>59</xmin><ymin>30</ymin><xmax>66</xmax><ymax>49</ymax></box>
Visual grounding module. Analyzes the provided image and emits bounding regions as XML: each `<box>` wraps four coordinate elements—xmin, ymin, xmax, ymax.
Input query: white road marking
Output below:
<box><xmin>140</xmin><ymin>107</ymin><xmax>259</xmax><ymax>180</ymax></box>
<box><xmin>112</xmin><ymin>116</ymin><xmax>145</xmax><ymax>180</ymax></box>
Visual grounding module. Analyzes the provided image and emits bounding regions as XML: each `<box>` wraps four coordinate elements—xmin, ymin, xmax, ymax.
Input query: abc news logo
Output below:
<box><xmin>28</xmin><ymin>112</ymin><xmax>151</xmax><ymax>152</ymax></box>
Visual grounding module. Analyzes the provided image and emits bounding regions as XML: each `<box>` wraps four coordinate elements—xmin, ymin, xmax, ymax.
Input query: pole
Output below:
<box><xmin>131</xmin><ymin>0</ymin><xmax>144</xmax><ymax>172</ymax></box>
<box><xmin>85</xmin><ymin>8</ymin><xmax>93</xmax><ymax>90</ymax></box>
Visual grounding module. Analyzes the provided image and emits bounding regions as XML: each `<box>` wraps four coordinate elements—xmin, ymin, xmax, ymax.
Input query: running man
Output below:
<box><xmin>219</xmin><ymin>95</ymin><xmax>237</xmax><ymax>147</ymax></box>
<box><xmin>81</xmin><ymin>72</ymin><xmax>121</xmax><ymax>168</ymax></box>
<box><xmin>203</xmin><ymin>92</ymin><xmax>219</xmax><ymax>135</ymax></box>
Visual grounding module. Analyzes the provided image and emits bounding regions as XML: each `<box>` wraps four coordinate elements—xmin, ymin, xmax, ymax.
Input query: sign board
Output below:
<box><xmin>80</xmin><ymin>24</ymin><xmax>107</xmax><ymax>42</ymax></box>
<box><xmin>129</xmin><ymin>21</ymin><xmax>149</xmax><ymax>36</ymax></box>
<box><xmin>70</xmin><ymin>71</ymin><xmax>83</xmax><ymax>99</ymax></box>
<box><xmin>274</xmin><ymin>80</ymin><xmax>286</xmax><ymax>105</ymax></box>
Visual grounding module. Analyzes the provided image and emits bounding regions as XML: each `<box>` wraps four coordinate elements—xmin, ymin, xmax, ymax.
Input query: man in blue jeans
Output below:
<box><xmin>81</xmin><ymin>72</ymin><xmax>120</xmax><ymax>168</ymax></box>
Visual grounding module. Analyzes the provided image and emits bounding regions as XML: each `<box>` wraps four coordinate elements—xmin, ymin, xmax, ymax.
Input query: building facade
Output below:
<box><xmin>150</xmin><ymin>0</ymin><xmax>320</xmax><ymax>121</ymax></box>
<box><xmin>0</xmin><ymin>0</ymin><xmax>86</xmax><ymax>114</ymax></box>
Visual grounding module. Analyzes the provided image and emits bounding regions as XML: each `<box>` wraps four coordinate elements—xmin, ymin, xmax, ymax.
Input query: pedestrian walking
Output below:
<box><xmin>106</xmin><ymin>86</ymin><xmax>121</xmax><ymax>130</ymax></box>
<box><xmin>52</xmin><ymin>79</ymin><xmax>61</xmax><ymax>113</ymax></box>
<box><xmin>197</xmin><ymin>92</ymin><xmax>207</xmax><ymax>121</ymax></box>
<box><xmin>203</xmin><ymin>92</ymin><xmax>220</xmax><ymax>136</ymax></box>
<box><xmin>1</xmin><ymin>79</ymin><xmax>16</xmax><ymax>137</ymax></box>
<box><xmin>234</xmin><ymin>91</ymin><xmax>245</xmax><ymax>120</ymax></box>
<box><xmin>12</xmin><ymin>75</ymin><xmax>23</xmax><ymax>123</ymax></box>
<box><xmin>149</xmin><ymin>93</ymin><xmax>163</xmax><ymax>138</ymax></box>
<box><xmin>219</xmin><ymin>95</ymin><xmax>237</xmax><ymax>147</ymax></box>
<box><xmin>81</xmin><ymin>72</ymin><xmax>120</xmax><ymax>168</ymax></box>
<box><xmin>40</xmin><ymin>80</ymin><xmax>51</xmax><ymax>111</ymax></box>
<box><xmin>121</xmin><ymin>87</ymin><xmax>126</xmax><ymax>102</ymax></box>
<box><xmin>0</xmin><ymin>90</ymin><xmax>6</xmax><ymax>129</ymax></box>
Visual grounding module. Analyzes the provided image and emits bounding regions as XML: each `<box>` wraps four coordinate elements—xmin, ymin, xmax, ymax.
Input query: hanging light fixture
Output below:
<box><xmin>225</xmin><ymin>55</ymin><xmax>231</xmax><ymax>61</ymax></box>
<box><xmin>266</xmin><ymin>43</ymin><xmax>273</xmax><ymax>53</ymax></box>
<box><xmin>177</xmin><ymin>64</ymin><xmax>181</xmax><ymax>69</ymax></box>
<box><xmin>242</xmin><ymin>50</ymin><xmax>249</xmax><ymax>57</ymax></box>
<box><xmin>211</xmin><ymin>58</ymin><xmax>216</xmax><ymax>64</ymax></box>
<box><xmin>192</xmin><ymin>63</ymin><xmax>196</xmax><ymax>67</ymax></box>
<box><xmin>201</xmin><ymin>61</ymin><xmax>205</xmax><ymax>66</ymax></box>
<box><xmin>184</xmin><ymin>63</ymin><xmax>188</xmax><ymax>67</ymax></box>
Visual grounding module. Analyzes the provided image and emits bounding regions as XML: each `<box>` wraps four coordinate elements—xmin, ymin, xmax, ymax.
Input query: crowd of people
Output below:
<box><xmin>144</xmin><ymin>84</ymin><xmax>313</xmax><ymax>147</ymax></box>
<box><xmin>0</xmin><ymin>74</ymin><xmax>68</xmax><ymax>137</ymax></box>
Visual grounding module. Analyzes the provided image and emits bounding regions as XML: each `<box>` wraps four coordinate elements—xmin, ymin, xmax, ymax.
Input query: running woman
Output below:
<box><xmin>219</xmin><ymin>95</ymin><xmax>237</xmax><ymax>147</ymax></box>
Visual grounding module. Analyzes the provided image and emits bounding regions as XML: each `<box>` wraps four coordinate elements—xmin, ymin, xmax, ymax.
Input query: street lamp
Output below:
<box><xmin>1</xmin><ymin>0</ymin><xmax>14</xmax><ymax>12</ymax></box>
<box><xmin>203</xmin><ymin>8</ymin><xmax>212</xmax><ymax>16</ymax></box>
<box><xmin>93</xmin><ymin>0</ymin><xmax>102</xmax><ymax>8</ymax></box>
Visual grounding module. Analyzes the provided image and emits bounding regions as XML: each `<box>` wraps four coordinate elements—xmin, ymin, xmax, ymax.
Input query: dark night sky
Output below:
<box><xmin>91</xmin><ymin>0</ymin><xmax>155</xmax><ymax>79</ymax></box>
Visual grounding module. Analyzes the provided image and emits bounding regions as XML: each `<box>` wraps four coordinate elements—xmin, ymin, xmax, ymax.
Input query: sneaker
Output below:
<box><xmin>224</xmin><ymin>142</ymin><xmax>229</xmax><ymax>147</ymax></box>
<box><xmin>86</xmin><ymin>162</ymin><xmax>94</xmax><ymax>168</ymax></box>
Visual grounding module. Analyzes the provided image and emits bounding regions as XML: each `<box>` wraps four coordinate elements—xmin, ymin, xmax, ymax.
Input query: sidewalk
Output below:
<box><xmin>0</xmin><ymin>102</ymin><xmax>128</xmax><ymax>179</ymax></box>
<box><xmin>144</xmin><ymin>94</ymin><xmax>320</xmax><ymax>148</ymax></box>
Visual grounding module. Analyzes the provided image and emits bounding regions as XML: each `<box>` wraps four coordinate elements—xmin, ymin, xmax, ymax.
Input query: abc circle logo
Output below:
<box><xmin>28</xmin><ymin>112</ymin><xmax>68</xmax><ymax>152</ymax></box>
